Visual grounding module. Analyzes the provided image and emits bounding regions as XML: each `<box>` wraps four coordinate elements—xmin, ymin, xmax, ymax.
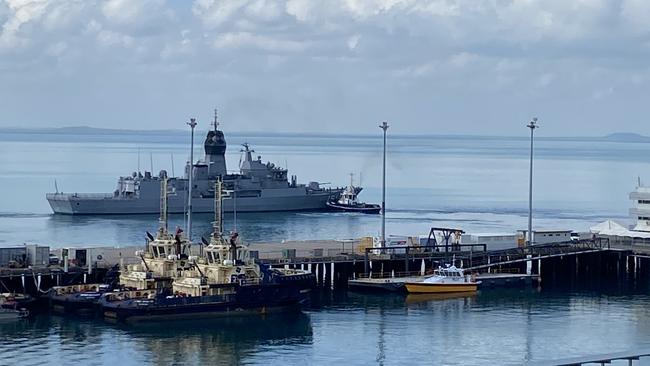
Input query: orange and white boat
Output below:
<box><xmin>405</xmin><ymin>265</ymin><xmax>477</xmax><ymax>294</ymax></box>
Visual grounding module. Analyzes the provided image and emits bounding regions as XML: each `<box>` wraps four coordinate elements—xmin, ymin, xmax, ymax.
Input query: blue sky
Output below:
<box><xmin>1</xmin><ymin>0</ymin><xmax>650</xmax><ymax>136</ymax></box>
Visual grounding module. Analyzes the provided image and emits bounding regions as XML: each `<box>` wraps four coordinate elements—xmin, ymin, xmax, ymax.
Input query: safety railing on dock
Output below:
<box><xmin>465</xmin><ymin>239</ymin><xmax>608</xmax><ymax>271</ymax></box>
<box><xmin>259</xmin><ymin>239</ymin><xmax>610</xmax><ymax>278</ymax></box>
<box><xmin>355</xmin><ymin>270</ymin><xmax>435</xmax><ymax>279</ymax></box>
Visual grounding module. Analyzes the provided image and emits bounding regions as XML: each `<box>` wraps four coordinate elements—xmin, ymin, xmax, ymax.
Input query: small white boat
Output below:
<box><xmin>405</xmin><ymin>265</ymin><xmax>478</xmax><ymax>294</ymax></box>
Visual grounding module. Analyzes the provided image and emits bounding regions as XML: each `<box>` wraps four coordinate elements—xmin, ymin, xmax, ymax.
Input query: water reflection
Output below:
<box><xmin>124</xmin><ymin>313</ymin><xmax>313</xmax><ymax>365</ymax></box>
<box><xmin>0</xmin><ymin>312</ymin><xmax>313</xmax><ymax>365</ymax></box>
<box><xmin>404</xmin><ymin>292</ymin><xmax>477</xmax><ymax>305</ymax></box>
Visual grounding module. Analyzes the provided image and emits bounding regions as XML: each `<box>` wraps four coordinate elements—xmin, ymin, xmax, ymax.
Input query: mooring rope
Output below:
<box><xmin>30</xmin><ymin>269</ymin><xmax>49</xmax><ymax>294</ymax></box>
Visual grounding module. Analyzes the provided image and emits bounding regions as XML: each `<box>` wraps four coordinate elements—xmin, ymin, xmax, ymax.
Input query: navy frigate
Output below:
<box><xmin>47</xmin><ymin>113</ymin><xmax>347</xmax><ymax>214</ymax></box>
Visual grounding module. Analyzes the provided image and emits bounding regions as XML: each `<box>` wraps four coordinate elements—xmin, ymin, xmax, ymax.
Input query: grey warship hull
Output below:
<box><xmin>47</xmin><ymin>189</ymin><xmax>337</xmax><ymax>215</ymax></box>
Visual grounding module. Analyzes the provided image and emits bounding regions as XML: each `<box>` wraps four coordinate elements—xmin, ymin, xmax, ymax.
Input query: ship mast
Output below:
<box><xmin>159</xmin><ymin>176</ymin><xmax>168</xmax><ymax>233</ymax></box>
<box><xmin>187</xmin><ymin>118</ymin><xmax>197</xmax><ymax>247</ymax></box>
<box><xmin>214</xmin><ymin>178</ymin><xmax>223</xmax><ymax>239</ymax></box>
<box><xmin>213</xmin><ymin>108</ymin><xmax>219</xmax><ymax>132</ymax></box>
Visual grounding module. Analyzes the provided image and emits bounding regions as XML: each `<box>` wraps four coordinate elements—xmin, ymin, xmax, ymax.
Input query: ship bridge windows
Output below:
<box><xmin>207</xmin><ymin>251</ymin><xmax>220</xmax><ymax>264</ymax></box>
<box><xmin>639</xmin><ymin>216</ymin><xmax>650</xmax><ymax>221</ymax></box>
<box><xmin>152</xmin><ymin>245</ymin><xmax>166</xmax><ymax>258</ymax></box>
<box><xmin>639</xmin><ymin>200</ymin><xmax>650</xmax><ymax>205</ymax></box>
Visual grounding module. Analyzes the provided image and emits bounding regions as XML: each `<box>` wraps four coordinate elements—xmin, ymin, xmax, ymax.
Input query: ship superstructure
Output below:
<box><xmin>46</xmin><ymin>110</ymin><xmax>346</xmax><ymax>214</ymax></box>
<box><xmin>629</xmin><ymin>182</ymin><xmax>650</xmax><ymax>232</ymax></box>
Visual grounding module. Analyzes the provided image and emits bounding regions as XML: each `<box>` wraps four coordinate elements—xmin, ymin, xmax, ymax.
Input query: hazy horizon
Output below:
<box><xmin>2</xmin><ymin>124</ymin><xmax>650</xmax><ymax>140</ymax></box>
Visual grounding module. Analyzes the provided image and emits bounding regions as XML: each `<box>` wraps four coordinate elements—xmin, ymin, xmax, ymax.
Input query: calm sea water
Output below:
<box><xmin>1</xmin><ymin>289</ymin><xmax>650</xmax><ymax>365</ymax></box>
<box><xmin>2</xmin><ymin>132</ymin><xmax>650</xmax><ymax>365</ymax></box>
<box><xmin>0</xmin><ymin>132</ymin><xmax>647</xmax><ymax>246</ymax></box>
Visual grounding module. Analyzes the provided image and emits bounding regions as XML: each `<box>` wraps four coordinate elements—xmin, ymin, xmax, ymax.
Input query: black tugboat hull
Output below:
<box><xmin>326</xmin><ymin>202</ymin><xmax>381</xmax><ymax>214</ymax></box>
<box><xmin>48</xmin><ymin>293</ymin><xmax>104</xmax><ymax>314</ymax></box>
<box><xmin>102</xmin><ymin>284</ymin><xmax>311</xmax><ymax>323</ymax></box>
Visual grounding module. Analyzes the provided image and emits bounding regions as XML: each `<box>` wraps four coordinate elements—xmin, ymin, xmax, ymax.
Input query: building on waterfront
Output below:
<box><xmin>629</xmin><ymin>184</ymin><xmax>650</xmax><ymax>232</ymax></box>
<box><xmin>516</xmin><ymin>229</ymin><xmax>573</xmax><ymax>246</ymax></box>
<box><xmin>590</xmin><ymin>183</ymin><xmax>650</xmax><ymax>245</ymax></box>
<box><xmin>0</xmin><ymin>244</ymin><xmax>49</xmax><ymax>267</ymax></box>
<box><xmin>461</xmin><ymin>233</ymin><xmax>518</xmax><ymax>251</ymax></box>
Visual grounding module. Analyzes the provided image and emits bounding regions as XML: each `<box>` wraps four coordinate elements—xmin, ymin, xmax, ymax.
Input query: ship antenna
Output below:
<box><xmin>170</xmin><ymin>153</ymin><xmax>175</xmax><ymax>177</ymax></box>
<box><xmin>213</xmin><ymin>108</ymin><xmax>219</xmax><ymax>132</ymax></box>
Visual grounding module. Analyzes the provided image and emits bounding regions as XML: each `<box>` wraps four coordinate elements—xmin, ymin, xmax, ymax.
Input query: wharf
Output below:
<box><xmin>0</xmin><ymin>237</ymin><xmax>628</xmax><ymax>294</ymax></box>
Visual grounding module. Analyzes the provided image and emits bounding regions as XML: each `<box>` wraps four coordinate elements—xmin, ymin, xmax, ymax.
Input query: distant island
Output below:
<box><xmin>603</xmin><ymin>133</ymin><xmax>650</xmax><ymax>142</ymax></box>
<box><xmin>1</xmin><ymin>126</ymin><xmax>650</xmax><ymax>142</ymax></box>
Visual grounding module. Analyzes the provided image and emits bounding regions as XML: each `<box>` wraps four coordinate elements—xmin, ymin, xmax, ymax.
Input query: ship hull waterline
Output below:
<box><xmin>47</xmin><ymin>192</ymin><xmax>337</xmax><ymax>215</ymax></box>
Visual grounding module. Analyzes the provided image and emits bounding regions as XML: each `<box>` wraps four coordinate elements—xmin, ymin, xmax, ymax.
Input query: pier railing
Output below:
<box><xmin>466</xmin><ymin>239</ymin><xmax>608</xmax><ymax>271</ymax></box>
<box><xmin>259</xmin><ymin>240</ymin><xmax>608</xmax><ymax>277</ymax></box>
<box><xmin>362</xmin><ymin>244</ymin><xmax>488</xmax><ymax>275</ymax></box>
<box><xmin>355</xmin><ymin>270</ymin><xmax>435</xmax><ymax>279</ymax></box>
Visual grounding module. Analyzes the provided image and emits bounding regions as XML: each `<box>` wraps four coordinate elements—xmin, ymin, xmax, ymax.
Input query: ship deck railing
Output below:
<box><xmin>47</xmin><ymin>193</ymin><xmax>115</xmax><ymax>199</ymax></box>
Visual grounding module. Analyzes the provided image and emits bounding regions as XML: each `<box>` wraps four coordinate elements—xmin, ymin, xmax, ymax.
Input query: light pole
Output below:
<box><xmin>526</xmin><ymin>117</ymin><xmax>538</xmax><ymax>246</ymax></box>
<box><xmin>380</xmin><ymin>121</ymin><xmax>389</xmax><ymax>246</ymax></box>
<box><xmin>187</xmin><ymin>118</ymin><xmax>197</xmax><ymax>246</ymax></box>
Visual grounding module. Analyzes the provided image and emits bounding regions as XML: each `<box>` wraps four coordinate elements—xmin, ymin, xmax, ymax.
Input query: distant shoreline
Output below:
<box><xmin>0</xmin><ymin>126</ymin><xmax>648</xmax><ymax>143</ymax></box>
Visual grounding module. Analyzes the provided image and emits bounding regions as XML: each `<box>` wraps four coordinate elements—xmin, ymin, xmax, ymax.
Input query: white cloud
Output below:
<box><xmin>192</xmin><ymin>0</ymin><xmax>250</xmax><ymax>28</ymax></box>
<box><xmin>347</xmin><ymin>34</ymin><xmax>360</xmax><ymax>50</ymax></box>
<box><xmin>212</xmin><ymin>31</ymin><xmax>306</xmax><ymax>52</ymax></box>
<box><xmin>2</xmin><ymin>0</ymin><xmax>650</xmax><ymax>135</ymax></box>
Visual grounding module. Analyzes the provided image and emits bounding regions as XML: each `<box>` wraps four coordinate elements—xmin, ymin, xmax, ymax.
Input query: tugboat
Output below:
<box><xmin>326</xmin><ymin>174</ymin><xmax>381</xmax><ymax>214</ymax></box>
<box><xmin>48</xmin><ymin>176</ymin><xmax>188</xmax><ymax>313</ymax></box>
<box><xmin>101</xmin><ymin>179</ymin><xmax>316</xmax><ymax>323</ymax></box>
<box><xmin>119</xmin><ymin>176</ymin><xmax>192</xmax><ymax>291</ymax></box>
<box><xmin>404</xmin><ymin>265</ymin><xmax>478</xmax><ymax>294</ymax></box>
